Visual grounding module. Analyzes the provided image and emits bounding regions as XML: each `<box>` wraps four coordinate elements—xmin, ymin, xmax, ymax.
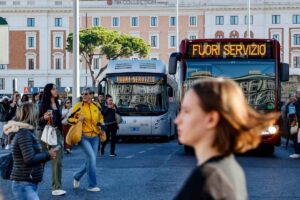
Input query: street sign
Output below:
<box><xmin>24</xmin><ymin>87</ymin><xmax>29</xmax><ymax>93</ymax></box>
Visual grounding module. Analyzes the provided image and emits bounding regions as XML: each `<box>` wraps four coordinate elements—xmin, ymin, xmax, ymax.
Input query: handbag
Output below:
<box><xmin>0</xmin><ymin>152</ymin><xmax>13</xmax><ymax>180</ymax></box>
<box><xmin>66</xmin><ymin>121</ymin><xmax>82</xmax><ymax>145</ymax></box>
<box><xmin>99</xmin><ymin>129</ymin><xmax>107</xmax><ymax>143</ymax></box>
<box><xmin>115</xmin><ymin>113</ymin><xmax>123</xmax><ymax>124</ymax></box>
<box><xmin>66</xmin><ymin>104</ymin><xmax>83</xmax><ymax>145</ymax></box>
<box><xmin>41</xmin><ymin>117</ymin><xmax>57</xmax><ymax>146</ymax></box>
<box><xmin>291</xmin><ymin>124</ymin><xmax>298</xmax><ymax>135</ymax></box>
<box><xmin>290</xmin><ymin>118</ymin><xmax>298</xmax><ymax>135</ymax></box>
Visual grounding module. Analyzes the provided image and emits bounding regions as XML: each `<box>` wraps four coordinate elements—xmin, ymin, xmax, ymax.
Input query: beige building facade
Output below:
<box><xmin>0</xmin><ymin>0</ymin><xmax>299</xmax><ymax>95</ymax></box>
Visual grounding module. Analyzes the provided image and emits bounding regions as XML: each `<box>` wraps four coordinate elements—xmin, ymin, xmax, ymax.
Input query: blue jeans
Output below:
<box><xmin>74</xmin><ymin>136</ymin><xmax>99</xmax><ymax>188</ymax></box>
<box><xmin>12</xmin><ymin>181</ymin><xmax>39</xmax><ymax>200</ymax></box>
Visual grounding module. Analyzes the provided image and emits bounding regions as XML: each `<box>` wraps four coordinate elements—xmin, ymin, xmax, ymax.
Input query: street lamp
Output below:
<box><xmin>72</xmin><ymin>0</ymin><xmax>80</xmax><ymax>103</ymax></box>
<box><xmin>247</xmin><ymin>0</ymin><xmax>251</xmax><ymax>38</ymax></box>
<box><xmin>176</xmin><ymin>0</ymin><xmax>179</xmax><ymax>52</ymax></box>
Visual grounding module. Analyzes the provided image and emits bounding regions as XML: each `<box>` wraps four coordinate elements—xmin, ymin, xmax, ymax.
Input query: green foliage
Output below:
<box><xmin>67</xmin><ymin>26</ymin><xmax>150</xmax><ymax>86</ymax></box>
<box><xmin>67</xmin><ymin>26</ymin><xmax>150</xmax><ymax>60</ymax></box>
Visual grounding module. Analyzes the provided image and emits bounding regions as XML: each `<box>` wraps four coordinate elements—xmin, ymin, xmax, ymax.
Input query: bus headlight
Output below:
<box><xmin>261</xmin><ymin>125</ymin><xmax>279</xmax><ymax>135</ymax></box>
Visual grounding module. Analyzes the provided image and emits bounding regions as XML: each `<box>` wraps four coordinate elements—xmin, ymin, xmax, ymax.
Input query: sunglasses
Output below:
<box><xmin>66</xmin><ymin>102</ymin><xmax>71</xmax><ymax>104</ymax></box>
<box><xmin>81</xmin><ymin>92</ymin><xmax>92</xmax><ymax>96</ymax></box>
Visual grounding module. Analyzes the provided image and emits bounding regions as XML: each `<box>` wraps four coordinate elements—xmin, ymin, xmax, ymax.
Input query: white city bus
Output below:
<box><xmin>99</xmin><ymin>60</ymin><xmax>177</xmax><ymax>139</ymax></box>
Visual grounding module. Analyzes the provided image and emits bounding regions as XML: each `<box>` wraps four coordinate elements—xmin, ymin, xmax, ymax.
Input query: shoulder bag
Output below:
<box><xmin>66</xmin><ymin>104</ymin><xmax>83</xmax><ymax>145</ymax></box>
<box><xmin>41</xmin><ymin>117</ymin><xmax>57</xmax><ymax>146</ymax></box>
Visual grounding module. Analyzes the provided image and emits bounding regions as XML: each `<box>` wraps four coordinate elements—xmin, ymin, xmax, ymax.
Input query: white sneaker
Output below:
<box><xmin>289</xmin><ymin>154</ymin><xmax>300</xmax><ymax>159</ymax></box>
<box><xmin>87</xmin><ymin>187</ymin><xmax>101</xmax><ymax>192</ymax></box>
<box><xmin>73</xmin><ymin>179</ymin><xmax>80</xmax><ymax>189</ymax></box>
<box><xmin>52</xmin><ymin>189</ymin><xmax>66</xmax><ymax>196</ymax></box>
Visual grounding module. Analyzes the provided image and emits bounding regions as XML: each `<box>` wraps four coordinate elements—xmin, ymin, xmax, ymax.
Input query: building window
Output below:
<box><xmin>230</xmin><ymin>16</ymin><xmax>238</xmax><ymax>25</ymax></box>
<box><xmin>93</xmin><ymin>17</ymin><xmax>100</xmax><ymax>26</ymax></box>
<box><xmin>55</xmin><ymin>78</ymin><xmax>61</xmax><ymax>87</ymax></box>
<box><xmin>272</xmin><ymin>15</ymin><xmax>280</xmax><ymax>24</ymax></box>
<box><xmin>55</xmin><ymin>36</ymin><xmax>62</xmax><ymax>48</ymax></box>
<box><xmin>0</xmin><ymin>64</ymin><xmax>5</xmax><ymax>69</ymax></box>
<box><xmin>55</xmin><ymin>18</ymin><xmax>62</xmax><ymax>27</ymax></box>
<box><xmin>189</xmin><ymin>16</ymin><xmax>197</xmax><ymax>26</ymax></box>
<box><xmin>27</xmin><ymin>18</ymin><xmax>35</xmax><ymax>27</ymax></box>
<box><xmin>293</xmin><ymin>56</ymin><xmax>300</xmax><ymax>68</ymax></box>
<box><xmin>112</xmin><ymin>17</ymin><xmax>119</xmax><ymax>27</ymax></box>
<box><xmin>293</xmin><ymin>15</ymin><xmax>300</xmax><ymax>24</ymax></box>
<box><xmin>216</xmin><ymin>16</ymin><xmax>224</xmax><ymax>25</ymax></box>
<box><xmin>27</xmin><ymin>37</ymin><xmax>35</xmax><ymax>49</ymax></box>
<box><xmin>150</xmin><ymin>17</ymin><xmax>158</xmax><ymax>27</ymax></box>
<box><xmin>170</xmin><ymin>16</ymin><xmax>176</xmax><ymax>26</ymax></box>
<box><xmin>150</xmin><ymin>34</ymin><xmax>158</xmax><ymax>48</ymax></box>
<box><xmin>0</xmin><ymin>78</ymin><xmax>4</xmax><ymax>90</ymax></box>
<box><xmin>27</xmin><ymin>1</ymin><xmax>35</xmax><ymax>5</ymax></box>
<box><xmin>28</xmin><ymin>79</ymin><xmax>34</xmax><ymax>88</ymax></box>
<box><xmin>169</xmin><ymin>35</ymin><xmax>176</xmax><ymax>48</ymax></box>
<box><xmin>189</xmin><ymin>35</ymin><xmax>197</xmax><ymax>40</ymax></box>
<box><xmin>54</xmin><ymin>1</ymin><xmax>62</xmax><ymax>6</ymax></box>
<box><xmin>293</xmin><ymin>34</ymin><xmax>300</xmax><ymax>45</ymax></box>
<box><xmin>55</xmin><ymin>58</ymin><xmax>62</xmax><ymax>69</ymax></box>
<box><xmin>28</xmin><ymin>58</ymin><xmax>34</xmax><ymax>70</ymax></box>
<box><xmin>0</xmin><ymin>1</ymin><xmax>6</xmax><ymax>5</ymax></box>
<box><xmin>245</xmin><ymin>15</ymin><xmax>253</xmax><ymax>25</ymax></box>
<box><xmin>272</xmin><ymin>34</ymin><xmax>280</xmax><ymax>41</ymax></box>
<box><xmin>131</xmin><ymin>17</ymin><xmax>138</xmax><ymax>27</ymax></box>
<box><xmin>93</xmin><ymin>58</ymin><xmax>99</xmax><ymax>69</ymax></box>
<box><xmin>13</xmin><ymin>1</ymin><xmax>20</xmax><ymax>5</ymax></box>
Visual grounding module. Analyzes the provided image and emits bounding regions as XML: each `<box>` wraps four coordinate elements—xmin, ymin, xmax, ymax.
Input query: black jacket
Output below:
<box><xmin>11</xmin><ymin>129</ymin><xmax>50</xmax><ymax>183</ymax></box>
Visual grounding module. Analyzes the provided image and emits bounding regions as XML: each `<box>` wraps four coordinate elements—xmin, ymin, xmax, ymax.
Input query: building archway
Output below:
<box><xmin>215</xmin><ymin>31</ymin><xmax>224</xmax><ymax>38</ymax></box>
<box><xmin>244</xmin><ymin>31</ymin><xmax>254</xmax><ymax>38</ymax></box>
<box><xmin>229</xmin><ymin>30</ymin><xmax>239</xmax><ymax>38</ymax></box>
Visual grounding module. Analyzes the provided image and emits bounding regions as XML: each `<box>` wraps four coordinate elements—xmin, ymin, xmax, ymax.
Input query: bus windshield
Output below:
<box><xmin>106</xmin><ymin>75</ymin><xmax>168</xmax><ymax>116</ymax></box>
<box><xmin>185</xmin><ymin>60</ymin><xmax>275</xmax><ymax>110</ymax></box>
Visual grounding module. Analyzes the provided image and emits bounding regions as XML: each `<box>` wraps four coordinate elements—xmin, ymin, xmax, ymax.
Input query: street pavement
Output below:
<box><xmin>0</xmin><ymin>139</ymin><xmax>300</xmax><ymax>200</ymax></box>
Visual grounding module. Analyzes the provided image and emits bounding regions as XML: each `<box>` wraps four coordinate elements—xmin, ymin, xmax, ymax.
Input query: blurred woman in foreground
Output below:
<box><xmin>174</xmin><ymin>78</ymin><xmax>279</xmax><ymax>200</ymax></box>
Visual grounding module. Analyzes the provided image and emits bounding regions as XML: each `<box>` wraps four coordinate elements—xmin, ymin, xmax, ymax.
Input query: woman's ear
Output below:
<box><xmin>207</xmin><ymin>111</ymin><xmax>220</xmax><ymax>129</ymax></box>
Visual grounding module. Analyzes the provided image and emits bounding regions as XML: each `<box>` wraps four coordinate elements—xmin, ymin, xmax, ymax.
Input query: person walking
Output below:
<box><xmin>174</xmin><ymin>78</ymin><xmax>279</xmax><ymax>200</ymax></box>
<box><xmin>61</xmin><ymin>99</ymin><xmax>72</xmax><ymax>154</ymax></box>
<box><xmin>283</xmin><ymin>93</ymin><xmax>297</xmax><ymax>149</ymax></box>
<box><xmin>101</xmin><ymin>94</ymin><xmax>119</xmax><ymax>157</ymax></box>
<box><xmin>3</xmin><ymin>102</ymin><xmax>56</xmax><ymax>200</ymax></box>
<box><xmin>0</xmin><ymin>96</ymin><xmax>10</xmax><ymax>148</ymax></box>
<box><xmin>37</xmin><ymin>83</ymin><xmax>66</xmax><ymax>196</ymax></box>
<box><xmin>291</xmin><ymin>89</ymin><xmax>300</xmax><ymax>158</ymax></box>
<box><xmin>67</xmin><ymin>87</ymin><xmax>104</xmax><ymax>192</ymax></box>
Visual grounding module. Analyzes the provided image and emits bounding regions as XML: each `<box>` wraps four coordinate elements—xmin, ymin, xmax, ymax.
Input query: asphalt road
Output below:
<box><xmin>0</xmin><ymin>139</ymin><xmax>300</xmax><ymax>200</ymax></box>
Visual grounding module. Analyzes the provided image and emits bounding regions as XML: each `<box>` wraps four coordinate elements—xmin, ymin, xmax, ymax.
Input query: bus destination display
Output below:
<box><xmin>116</xmin><ymin>76</ymin><xmax>157</xmax><ymax>84</ymax></box>
<box><xmin>187</xmin><ymin>41</ymin><xmax>274</xmax><ymax>59</ymax></box>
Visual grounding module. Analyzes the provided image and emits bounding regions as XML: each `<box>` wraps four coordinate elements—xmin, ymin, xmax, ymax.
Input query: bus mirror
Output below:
<box><xmin>98</xmin><ymin>80</ymin><xmax>106</xmax><ymax>94</ymax></box>
<box><xmin>280</xmin><ymin>63</ymin><xmax>289</xmax><ymax>82</ymax></box>
<box><xmin>168</xmin><ymin>87</ymin><xmax>174</xmax><ymax>97</ymax></box>
<box><xmin>169</xmin><ymin>52</ymin><xmax>182</xmax><ymax>75</ymax></box>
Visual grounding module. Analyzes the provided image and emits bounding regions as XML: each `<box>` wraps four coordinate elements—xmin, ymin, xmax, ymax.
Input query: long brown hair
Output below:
<box><xmin>192</xmin><ymin>78</ymin><xmax>279</xmax><ymax>155</ymax></box>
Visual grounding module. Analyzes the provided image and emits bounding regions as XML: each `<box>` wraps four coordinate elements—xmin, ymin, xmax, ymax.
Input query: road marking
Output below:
<box><xmin>138</xmin><ymin>151</ymin><xmax>146</xmax><ymax>154</ymax></box>
<box><xmin>125</xmin><ymin>155</ymin><xmax>135</xmax><ymax>159</ymax></box>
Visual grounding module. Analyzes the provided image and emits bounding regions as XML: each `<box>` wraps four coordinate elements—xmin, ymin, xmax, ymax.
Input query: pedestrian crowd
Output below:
<box><xmin>0</xmin><ymin>79</ymin><xmax>299</xmax><ymax>200</ymax></box>
<box><xmin>0</xmin><ymin>84</ymin><xmax>120</xmax><ymax>200</ymax></box>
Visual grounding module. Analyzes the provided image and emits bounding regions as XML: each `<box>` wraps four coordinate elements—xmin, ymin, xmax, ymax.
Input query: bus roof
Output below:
<box><xmin>106</xmin><ymin>60</ymin><xmax>166</xmax><ymax>75</ymax></box>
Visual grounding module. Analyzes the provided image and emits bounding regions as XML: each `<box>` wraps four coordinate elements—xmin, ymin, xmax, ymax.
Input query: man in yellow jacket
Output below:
<box><xmin>67</xmin><ymin>87</ymin><xmax>103</xmax><ymax>192</ymax></box>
